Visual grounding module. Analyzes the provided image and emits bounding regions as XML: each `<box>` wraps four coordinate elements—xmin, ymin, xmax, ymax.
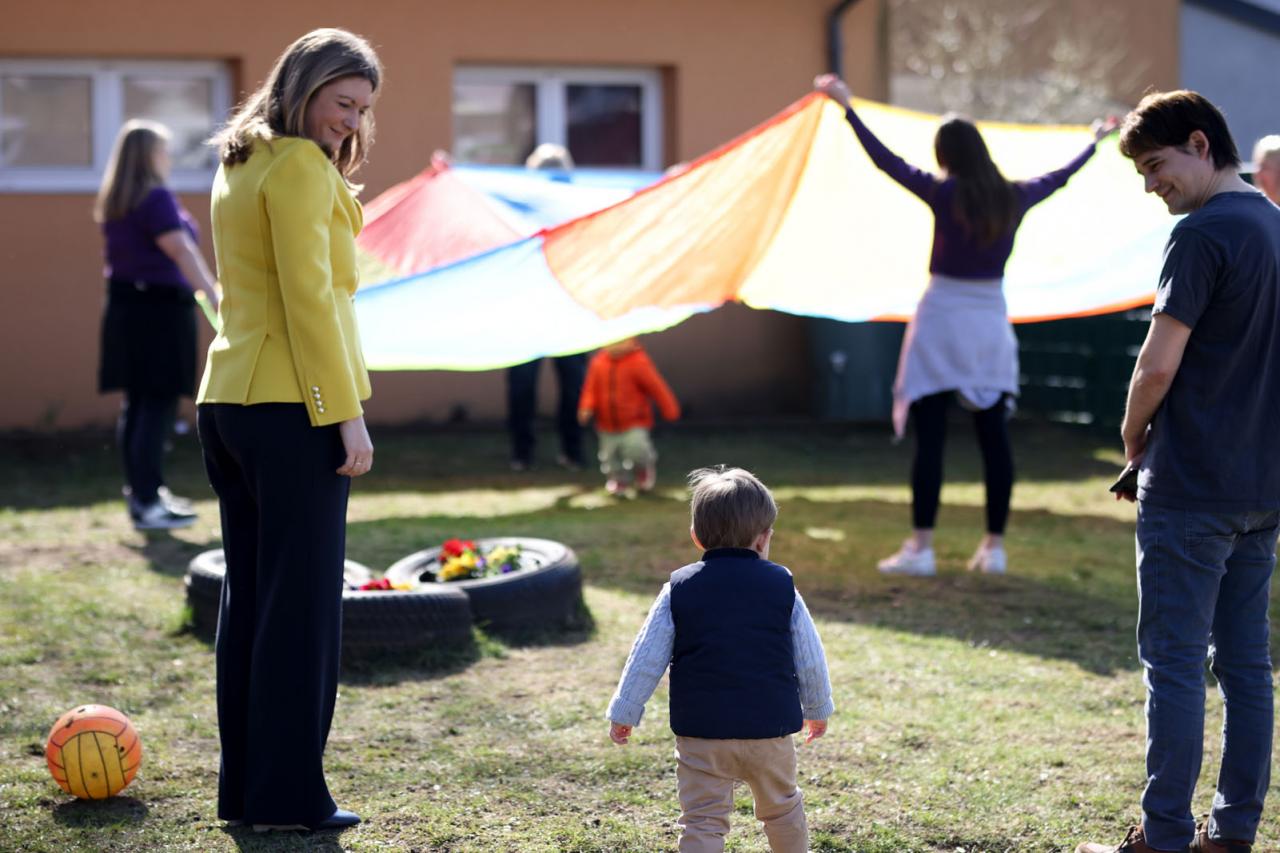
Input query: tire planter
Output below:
<box><xmin>184</xmin><ymin>549</ymin><xmax>473</xmax><ymax>654</ymax></box>
<box><xmin>385</xmin><ymin>537</ymin><xmax>583</xmax><ymax>636</ymax></box>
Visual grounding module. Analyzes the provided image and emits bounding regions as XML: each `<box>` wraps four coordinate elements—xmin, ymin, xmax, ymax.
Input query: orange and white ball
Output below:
<box><xmin>45</xmin><ymin>704</ymin><xmax>142</xmax><ymax>799</ymax></box>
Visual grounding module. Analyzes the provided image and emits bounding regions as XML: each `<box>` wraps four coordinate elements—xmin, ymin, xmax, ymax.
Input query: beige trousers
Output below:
<box><xmin>674</xmin><ymin>735</ymin><xmax>808</xmax><ymax>853</ymax></box>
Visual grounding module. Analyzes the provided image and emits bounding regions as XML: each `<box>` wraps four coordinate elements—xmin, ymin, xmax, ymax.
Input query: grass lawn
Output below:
<box><xmin>1</xmin><ymin>418</ymin><xmax>1276</xmax><ymax>852</ymax></box>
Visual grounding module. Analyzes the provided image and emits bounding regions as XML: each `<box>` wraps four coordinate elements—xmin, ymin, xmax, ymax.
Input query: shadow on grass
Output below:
<box><xmin>51</xmin><ymin>794</ymin><xmax>149</xmax><ymax>826</ymax></box>
<box><xmin>125</xmin><ymin>533</ymin><xmax>208</xmax><ymax>579</ymax></box>
<box><xmin>219</xmin><ymin>822</ymin><xmax>352</xmax><ymax>851</ymax></box>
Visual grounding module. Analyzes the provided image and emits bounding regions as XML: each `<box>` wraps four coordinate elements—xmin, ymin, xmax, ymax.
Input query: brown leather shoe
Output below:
<box><xmin>1077</xmin><ymin>825</ymin><xmax>1189</xmax><ymax>853</ymax></box>
<box><xmin>1189</xmin><ymin>824</ymin><xmax>1252</xmax><ymax>853</ymax></box>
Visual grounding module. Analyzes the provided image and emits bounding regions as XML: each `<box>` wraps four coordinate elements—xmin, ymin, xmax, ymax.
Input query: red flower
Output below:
<box><xmin>441</xmin><ymin>538</ymin><xmax>475</xmax><ymax>557</ymax></box>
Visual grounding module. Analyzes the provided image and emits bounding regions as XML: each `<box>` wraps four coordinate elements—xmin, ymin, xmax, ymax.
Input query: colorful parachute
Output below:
<box><xmin>353</xmin><ymin>93</ymin><xmax>1174</xmax><ymax>371</ymax></box>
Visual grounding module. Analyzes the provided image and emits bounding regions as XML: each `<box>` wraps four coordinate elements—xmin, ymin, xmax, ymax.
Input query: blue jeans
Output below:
<box><xmin>1136</xmin><ymin>502</ymin><xmax>1279</xmax><ymax>850</ymax></box>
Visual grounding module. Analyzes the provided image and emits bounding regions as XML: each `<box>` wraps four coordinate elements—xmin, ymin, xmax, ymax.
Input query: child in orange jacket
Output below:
<box><xmin>578</xmin><ymin>337</ymin><xmax>680</xmax><ymax>494</ymax></box>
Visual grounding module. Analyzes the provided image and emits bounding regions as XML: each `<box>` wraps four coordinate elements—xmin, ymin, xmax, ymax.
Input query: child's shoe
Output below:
<box><xmin>966</xmin><ymin>544</ymin><xmax>1007</xmax><ymax>574</ymax></box>
<box><xmin>605</xmin><ymin>478</ymin><xmax>625</xmax><ymax>495</ymax></box>
<box><xmin>876</xmin><ymin>543</ymin><xmax>936</xmax><ymax>576</ymax></box>
<box><xmin>634</xmin><ymin>465</ymin><xmax>656</xmax><ymax>492</ymax></box>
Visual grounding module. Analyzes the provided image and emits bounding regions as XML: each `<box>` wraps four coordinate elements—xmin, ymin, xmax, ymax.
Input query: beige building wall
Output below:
<box><xmin>0</xmin><ymin>0</ymin><xmax>887</xmax><ymax>430</ymax></box>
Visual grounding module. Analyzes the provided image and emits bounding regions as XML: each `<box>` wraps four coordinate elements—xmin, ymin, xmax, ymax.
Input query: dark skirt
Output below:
<box><xmin>98</xmin><ymin>279</ymin><xmax>197</xmax><ymax>397</ymax></box>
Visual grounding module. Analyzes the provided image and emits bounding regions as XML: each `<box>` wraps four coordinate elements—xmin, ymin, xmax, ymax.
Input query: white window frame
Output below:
<box><xmin>0</xmin><ymin>58</ymin><xmax>232</xmax><ymax>193</ymax></box>
<box><xmin>454</xmin><ymin>65</ymin><xmax>663</xmax><ymax>171</ymax></box>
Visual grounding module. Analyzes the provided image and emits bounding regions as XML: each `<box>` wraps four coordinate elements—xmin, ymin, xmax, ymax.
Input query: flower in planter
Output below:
<box><xmin>436</xmin><ymin>540</ymin><xmax>523</xmax><ymax>581</ymax></box>
<box><xmin>485</xmin><ymin>545</ymin><xmax>522</xmax><ymax>574</ymax></box>
<box><xmin>357</xmin><ymin>577</ymin><xmax>414</xmax><ymax>592</ymax></box>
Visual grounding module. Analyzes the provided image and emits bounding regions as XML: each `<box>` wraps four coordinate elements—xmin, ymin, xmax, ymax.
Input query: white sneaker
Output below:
<box><xmin>877</xmin><ymin>545</ymin><xmax>936</xmax><ymax>576</ymax></box>
<box><xmin>134</xmin><ymin>500</ymin><xmax>197</xmax><ymax>531</ymax></box>
<box><xmin>967</xmin><ymin>545</ymin><xmax>1007</xmax><ymax>574</ymax></box>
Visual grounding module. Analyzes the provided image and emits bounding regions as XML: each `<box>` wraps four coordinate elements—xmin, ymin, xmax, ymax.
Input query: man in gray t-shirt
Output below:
<box><xmin>1078</xmin><ymin>91</ymin><xmax>1280</xmax><ymax>853</ymax></box>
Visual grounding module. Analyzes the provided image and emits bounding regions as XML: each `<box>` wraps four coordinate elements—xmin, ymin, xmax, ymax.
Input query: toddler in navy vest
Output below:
<box><xmin>606</xmin><ymin>465</ymin><xmax>834</xmax><ymax>853</ymax></box>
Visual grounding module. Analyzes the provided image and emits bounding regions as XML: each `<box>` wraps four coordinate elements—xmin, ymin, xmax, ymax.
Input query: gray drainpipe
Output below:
<box><xmin>826</xmin><ymin>0</ymin><xmax>865</xmax><ymax>75</ymax></box>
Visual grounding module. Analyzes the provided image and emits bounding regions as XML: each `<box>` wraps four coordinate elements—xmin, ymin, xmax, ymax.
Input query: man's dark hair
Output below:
<box><xmin>688</xmin><ymin>465</ymin><xmax>777</xmax><ymax>549</ymax></box>
<box><xmin>1119</xmin><ymin>89</ymin><xmax>1240</xmax><ymax>171</ymax></box>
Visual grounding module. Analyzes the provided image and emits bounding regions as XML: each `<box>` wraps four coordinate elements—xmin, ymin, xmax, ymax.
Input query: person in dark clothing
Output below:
<box><xmin>1077</xmin><ymin>89</ymin><xmax>1280</xmax><ymax>853</ymax></box>
<box><xmin>815</xmin><ymin>73</ymin><xmax>1116</xmax><ymax>576</ymax></box>
<box><xmin>506</xmin><ymin>143</ymin><xmax>588</xmax><ymax>471</ymax></box>
<box><xmin>606</xmin><ymin>466</ymin><xmax>834</xmax><ymax>853</ymax></box>
<box><xmin>95</xmin><ymin>119</ymin><xmax>220</xmax><ymax>530</ymax></box>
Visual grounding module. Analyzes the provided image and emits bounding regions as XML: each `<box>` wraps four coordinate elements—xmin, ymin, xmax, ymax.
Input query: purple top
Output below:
<box><xmin>101</xmin><ymin>186</ymin><xmax>197</xmax><ymax>289</ymax></box>
<box><xmin>843</xmin><ymin>106</ymin><xmax>1096</xmax><ymax>280</ymax></box>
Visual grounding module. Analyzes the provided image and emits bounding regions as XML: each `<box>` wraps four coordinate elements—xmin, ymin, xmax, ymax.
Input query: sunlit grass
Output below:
<box><xmin>0</xmin><ymin>420</ymin><xmax>1273</xmax><ymax>852</ymax></box>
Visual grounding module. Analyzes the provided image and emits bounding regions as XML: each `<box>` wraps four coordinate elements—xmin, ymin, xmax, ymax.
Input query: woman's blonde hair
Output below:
<box><xmin>211</xmin><ymin>28</ymin><xmax>381</xmax><ymax>182</ymax></box>
<box><xmin>94</xmin><ymin>120</ymin><xmax>170</xmax><ymax>223</ymax></box>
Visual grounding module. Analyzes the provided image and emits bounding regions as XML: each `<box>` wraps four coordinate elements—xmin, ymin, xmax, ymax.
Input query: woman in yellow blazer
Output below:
<box><xmin>197</xmin><ymin>28</ymin><xmax>379</xmax><ymax>833</ymax></box>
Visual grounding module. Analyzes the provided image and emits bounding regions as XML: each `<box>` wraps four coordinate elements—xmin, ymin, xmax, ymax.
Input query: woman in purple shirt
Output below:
<box><xmin>815</xmin><ymin>74</ymin><xmax>1116</xmax><ymax>577</ymax></box>
<box><xmin>95</xmin><ymin>120</ymin><xmax>220</xmax><ymax>530</ymax></box>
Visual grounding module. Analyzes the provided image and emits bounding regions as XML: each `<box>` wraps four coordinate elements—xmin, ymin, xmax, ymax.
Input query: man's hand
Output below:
<box><xmin>802</xmin><ymin>719</ymin><xmax>827</xmax><ymax>744</ymax></box>
<box><xmin>609</xmin><ymin>722</ymin><xmax>632</xmax><ymax>745</ymax></box>
<box><xmin>578</xmin><ymin>410</ymin><xmax>593</xmax><ymax>427</ymax></box>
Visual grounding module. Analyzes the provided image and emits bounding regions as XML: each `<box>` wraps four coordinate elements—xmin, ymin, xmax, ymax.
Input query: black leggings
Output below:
<box><xmin>117</xmin><ymin>392</ymin><xmax>177</xmax><ymax>505</ymax></box>
<box><xmin>910</xmin><ymin>392</ymin><xmax>1014</xmax><ymax>534</ymax></box>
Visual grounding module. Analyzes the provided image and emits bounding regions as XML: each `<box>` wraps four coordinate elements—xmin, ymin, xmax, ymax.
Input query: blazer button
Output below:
<box><xmin>312</xmin><ymin>385</ymin><xmax>321</xmax><ymax>393</ymax></box>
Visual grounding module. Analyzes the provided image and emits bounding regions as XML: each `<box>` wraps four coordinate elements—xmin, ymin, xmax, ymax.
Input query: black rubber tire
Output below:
<box><xmin>183</xmin><ymin>549</ymin><xmax>472</xmax><ymax>653</ymax></box>
<box><xmin>384</xmin><ymin>537</ymin><xmax>583</xmax><ymax>636</ymax></box>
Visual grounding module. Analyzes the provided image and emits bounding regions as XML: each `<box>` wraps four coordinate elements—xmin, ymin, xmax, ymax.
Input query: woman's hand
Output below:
<box><xmin>814</xmin><ymin>73</ymin><xmax>852</xmax><ymax>105</ymax></box>
<box><xmin>1092</xmin><ymin>115</ymin><xmax>1120</xmax><ymax>143</ymax></box>
<box><xmin>609</xmin><ymin>722</ymin><xmax>632</xmax><ymax>745</ymax></box>
<box><xmin>337</xmin><ymin>415</ymin><xmax>374</xmax><ymax>477</ymax></box>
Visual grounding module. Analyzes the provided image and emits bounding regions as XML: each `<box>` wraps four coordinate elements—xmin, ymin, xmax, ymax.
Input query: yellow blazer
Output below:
<box><xmin>197</xmin><ymin>137</ymin><xmax>370</xmax><ymax>426</ymax></box>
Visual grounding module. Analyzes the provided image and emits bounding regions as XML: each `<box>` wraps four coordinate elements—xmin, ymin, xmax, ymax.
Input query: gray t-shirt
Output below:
<box><xmin>1138</xmin><ymin>191</ymin><xmax>1280</xmax><ymax>511</ymax></box>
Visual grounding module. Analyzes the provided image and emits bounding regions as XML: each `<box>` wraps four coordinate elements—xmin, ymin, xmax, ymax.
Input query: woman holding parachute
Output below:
<box><xmin>814</xmin><ymin>74</ymin><xmax>1117</xmax><ymax>577</ymax></box>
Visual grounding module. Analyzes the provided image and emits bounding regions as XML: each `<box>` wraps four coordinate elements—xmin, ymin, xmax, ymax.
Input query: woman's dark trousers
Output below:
<box><xmin>910</xmin><ymin>392</ymin><xmax>1014</xmax><ymax>534</ymax></box>
<box><xmin>197</xmin><ymin>402</ymin><xmax>349</xmax><ymax>826</ymax></box>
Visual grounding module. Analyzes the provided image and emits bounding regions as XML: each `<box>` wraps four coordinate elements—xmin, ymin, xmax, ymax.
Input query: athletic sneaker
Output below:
<box><xmin>134</xmin><ymin>499</ymin><xmax>197</xmax><ymax>531</ymax></box>
<box><xmin>876</xmin><ymin>544</ymin><xmax>936</xmax><ymax>576</ymax></box>
<box><xmin>125</xmin><ymin>485</ymin><xmax>194</xmax><ymax>521</ymax></box>
<box><xmin>966</xmin><ymin>544</ymin><xmax>1007</xmax><ymax>574</ymax></box>
<box><xmin>634</xmin><ymin>465</ymin><xmax>656</xmax><ymax>492</ymax></box>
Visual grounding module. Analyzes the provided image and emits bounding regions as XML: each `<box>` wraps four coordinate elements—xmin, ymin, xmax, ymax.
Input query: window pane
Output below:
<box><xmin>453</xmin><ymin>81</ymin><xmax>536</xmax><ymax>165</ymax></box>
<box><xmin>566</xmin><ymin>84</ymin><xmax>642</xmax><ymax>167</ymax></box>
<box><xmin>0</xmin><ymin>75</ymin><xmax>92</xmax><ymax>167</ymax></box>
<box><xmin>124</xmin><ymin>76</ymin><xmax>217</xmax><ymax>169</ymax></box>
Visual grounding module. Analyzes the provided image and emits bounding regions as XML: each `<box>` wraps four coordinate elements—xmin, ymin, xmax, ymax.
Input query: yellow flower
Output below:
<box><xmin>439</xmin><ymin>557</ymin><xmax>469</xmax><ymax>581</ymax></box>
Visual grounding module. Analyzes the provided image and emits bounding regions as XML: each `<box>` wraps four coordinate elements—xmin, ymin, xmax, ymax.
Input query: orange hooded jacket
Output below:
<box><xmin>579</xmin><ymin>343</ymin><xmax>680</xmax><ymax>433</ymax></box>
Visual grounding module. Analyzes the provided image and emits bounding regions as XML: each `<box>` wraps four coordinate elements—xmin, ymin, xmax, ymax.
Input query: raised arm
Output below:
<box><xmin>1018</xmin><ymin>117</ymin><xmax>1118</xmax><ymax>208</ymax></box>
<box><xmin>814</xmin><ymin>74</ymin><xmax>939</xmax><ymax>204</ymax></box>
